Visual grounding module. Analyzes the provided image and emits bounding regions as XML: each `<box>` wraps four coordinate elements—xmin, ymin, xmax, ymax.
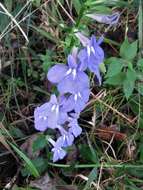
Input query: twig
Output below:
<box><xmin>0</xmin><ymin>3</ymin><xmax>28</xmax><ymax>42</ymax></box>
<box><xmin>91</xmin><ymin>92</ymin><xmax>136</xmax><ymax>124</ymax></box>
<box><xmin>56</xmin><ymin>0</ymin><xmax>75</xmax><ymax>24</ymax></box>
<box><xmin>0</xmin><ymin>0</ymin><xmax>32</xmax><ymax>39</ymax></box>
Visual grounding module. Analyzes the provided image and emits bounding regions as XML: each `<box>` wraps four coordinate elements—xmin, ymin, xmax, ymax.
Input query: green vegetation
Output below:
<box><xmin>0</xmin><ymin>0</ymin><xmax>143</xmax><ymax>189</ymax></box>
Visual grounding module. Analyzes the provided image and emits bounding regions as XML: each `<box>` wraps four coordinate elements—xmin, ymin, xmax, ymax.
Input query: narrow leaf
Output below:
<box><xmin>9</xmin><ymin>142</ymin><xmax>40</xmax><ymax>177</ymax></box>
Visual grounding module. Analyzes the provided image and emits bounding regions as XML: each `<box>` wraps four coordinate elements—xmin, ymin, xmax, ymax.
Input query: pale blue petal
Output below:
<box><xmin>62</xmin><ymin>133</ymin><xmax>74</xmax><ymax>147</ymax></box>
<box><xmin>50</xmin><ymin>94</ymin><xmax>58</xmax><ymax>104</ymax></box>
<box><xmin>69</xmin><ymin>120</ymin><xmax>82</xmax><ymax>137</ymax></box>
<box><xmin>47</xmin><ymin>64</ymin><xmax>68</xmax><ymax>83</ymax></box>
<box><xmin>76</xmin><ymin>72</ymin><xmax>90</xmax><ymax>90</ymax></box>
<box><xmin>52</xmin><ymin>147</ymin><xmax>66</xmax><ymax>162</ymax></box>
<box><xmin>78</xmin><ymin>49</ymin><xmax>88</xmax><ymax>71</ymax></box>
<box><xmin>67</xmin><ymin>54</ymin><xmax>77</xmax><ymax>69</ymax></box>
<box><xmin>34</xmin><ymin>102</ymin><xmax>51</xmax><ymax>131</ymax></box>
<box><xmin>58</xmin><ymin>111</ymin><xmax>68</xmax><ymax>125</ymax></box>
<box><xmin>60</xmin><ymin>95</ymin><xmax>75</xmax><ymax>112</ymax></box>
<box><xmin>57</xmin><ymin>74</ymin><xmax>75</xmax><ymax>94</ymax></box>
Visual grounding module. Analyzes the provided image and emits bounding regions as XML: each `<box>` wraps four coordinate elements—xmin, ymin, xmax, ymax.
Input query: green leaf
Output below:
<box><xmin>120</xmin><ymin>39</ymin><xmax>138</xmax><ymax>60</ymax></box>
<box><xmin>129</xmin><ymin>97</ymin><xmax>143</xmax><ymax>128</ymax></box>
<box><xmin>90</xmin><ymin>5</ymin><xmax>111</xmax><ymax>14</ymax></box>
<box><xmin>123</xmin><ymin>69</ymin><xmax>137</xmax><ymax>99</ymax></box>
<box><xmin>4</xmin><ymin>0</ymin><xmax>12</xmax><ymax>11</ymax></box>
<box><xmin>79</xmin><ymin>144</ymin><xmax>98</xmax><ymax>163</ymax></box>
<box><xmin>137</xmin><ymin>83</ymin><xmax>143</xmax><ymax>95</ymax></box>
<box><xmin>32</xmin><ymin>135</ymin><xmax>47</xmax><ymax>152</ymax></box>
<box><xmin>106</xmin><ymin>57</ymin><xmax>124</xmax><ymax>77</ymax></box>
<box><xmin>40</xmin><ymin>50</ymin><xmax>54</xmax><ymax>72</ymax></box>
<box><xmin>105</xmin><ymin>72</ymin><xmax>126</xmax><ymax>85</ymax></box>
<box><xmin>22</xmin><ymin>158</ymin><xmax>48</xmax><ymax>176</ymax></box>
<box><xmin>84</xmin><ymin>168</ymin><xmax>97</xmax><ymax>190</ymax></box>
<box><xmin>120</xmin><ymin>39</ymin><xmax>130</xmax><ymax>58</ymax></box>
<box><xmin>32</xmin><ymin>0</ymin><xmax>41</xmax><ymax>7</ymax></box>
<box><xmin>72</xmin><ymin>0</ymin><xmax>81</xmax><ymax>14</ymax></box>
<box><xmin>9</xmin><ymin>142</ymin><xmax>40</xmax><ymax>177</ymax></box>
<box><xmin>137</xmin><ymin>59</ymin><xmax>143</xmax><ymax>70</ymax></box>
<box><xmin>100</xmin><ymin>62</ymin><xmax>106</xmax><ymax>74</ymax></box>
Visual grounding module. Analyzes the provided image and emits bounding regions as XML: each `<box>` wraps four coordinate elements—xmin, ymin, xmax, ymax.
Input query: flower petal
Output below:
<box><xmin>75</xmin><ymin>32</ymin><xmax>90</xmax><ymax>46</ymax></box>
<box><xmin>52</xmin><ymin>147</ymin><xmax>66</xmax><ymax>162</ymax></box>
<box><xmin>74</xmin><ymin>96</ymin><xmax>86</xmax><ymax>113</ymax></box>
<box><xmin>47</xmin><ymin>64</ymin><xmax>68</xmax><ymax>83</ymax></box>
<box><xmin>78</xmin><ymin>49</ymin><xmax>88</xmax><ymax>71</ymax></box>
<box><xmin>67</xmin><ymin>54</ymin><xmax>77</xmax><ymax>69</ymax></box>
<box><xmin>34</xmin><ymin>102</ymin><xmax>51</xmax><ymax>131</ymax></box>
<box><xmin>58</xmin><ymin>111</ymin><xmax>68</xmax><ymax>125</ymax></box>
<box><xmin>57</xmin><ymin>74</ymin><xmax>76</xmax><ymax>94</ymax></box>
<box><xmin>69</xmin><ymin>120</ymin><xmax>82</xmax><ymax>137</ymax></box>
<box><xmin>50</xmin><ymin>94</ymin><xmax>58</xmax><ymax>104</ymax></box>
<box><xmin>76</xmin><ymin>72</ymin><xmax>90</xmax><ymax>90</ymax></box>
<box><xmin>86</xmin><ymin>12</ymin><xmax>120</xmax><ymax>25</ymax></box>
<box><xmin>62</xmin><ymin>133</ymin><xmax>74</xmax><ymax>147</ymax></box>
<box><xmin>60</xmin><ymin>95</ymin><xmax>75</xmax><ymax>112</ymax></box>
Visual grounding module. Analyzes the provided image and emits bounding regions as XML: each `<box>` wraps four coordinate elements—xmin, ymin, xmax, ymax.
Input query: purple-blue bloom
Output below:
<box><xmin>76</xmin><ymin>33</ymin><xmax>104</xmax><ymax>85</ymax></box>
<box><xmin>57</xmin><ymin>125</ymin><xmax>74</xmax><ymax>147</ymax></box>
<box><xmin>68</xmin><ymin>119</ymin><xmax>82</xmax><ymax>138</ymax></box>
<box><xmin>47</xmin><ymin>54</ymin><xmax>89</xmax><ymax>94</ymax></box>
<box><xmin>49</xmin><ymin>137</ymin><xmax>67</xmax><ymax>162</ymax></box>
<box><xmin>34</xmin><ymin>94</ymin><xmax>68</xmax><ymax>131</ymax></box>
<box><xmin>34</xmin><ymin>30</ymin><xmax>105</xmax><ymax>162</ymax></box>
<box><xmin>60</xmin><ymin>88</ymin><xmax>90</xmax><ymax>113</ymax></box>
<box><xmin>86</xmin><ymin>12</ymin><xmax>120</xmax><ymax>25</ymax></box>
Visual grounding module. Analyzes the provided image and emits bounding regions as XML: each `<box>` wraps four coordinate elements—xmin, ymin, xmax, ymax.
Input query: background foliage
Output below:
<box><xmin>0</xmin><ymin>0</ymin><xmax>143</xmax><ymax>189</ymax></box>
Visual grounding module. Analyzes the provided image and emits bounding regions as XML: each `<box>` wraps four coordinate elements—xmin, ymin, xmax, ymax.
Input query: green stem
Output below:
<box><xmin>48</xmin><ymin>162</ymin><xmax>143</xmax><ymax>169</ymax></box>
<box><xmin>68</xmin><ymin>1</ymin><xmax>86</xmax><ymax>51</ymax></box>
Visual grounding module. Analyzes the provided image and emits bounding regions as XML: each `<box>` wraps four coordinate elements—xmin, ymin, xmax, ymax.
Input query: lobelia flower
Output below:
<box><xmin>68</xmin><ymin>119</ymin><xmax>82</xmax><ymax>138</ymax></box>
<box><xmin>86</xmin><ymin>12</ymin><xmax>120</xmax><ymax>25</ymax></box>
<box><xmin>47</xmin><ymin>53</ymin><xmax>89</xmax><ymax>94</ymax></box>
<box><xmin>60</xmin><ymin>88</ymin><xmax>90</xmax><ymax>113</ymax></box>
<box><xmin>57</xmin><ymin>125</ymin><xmax>74</xmax><ymax>147</ymax></box>
<box><xmin>48</xmin><ymin>137</ymin><xmax>67</xmax><ymax>162</ymax></box>
<box><xmin>67</xmin><ymin>113</ymin><xmax>82</xmax><ymax>138</ymax></box>
<box><xmin>34</xmin><ymin>94</ymin><xmax>68</xmax><ymax>131</ymax></box>
<box><xmin>75</xmin><ymin>32</ymin><xmax>104</xmax><ymax>85</ymax></box>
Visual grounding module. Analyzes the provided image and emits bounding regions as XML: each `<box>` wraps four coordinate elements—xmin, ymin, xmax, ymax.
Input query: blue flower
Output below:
<box><xmin>86</xmin><ymin>12</ymin><xmax>120</xmax><ymax>25</ymax></box>
<box><xmin>50</xmin><ymin>137</ymin><xmax>67</xmax><ymax>162</ymax></box>
<box><xmin>47</xmin><ymin>53</ymin><xmax>89</xmax><ymax>94</ymax></box>
<box><xmin>68</xmin><ymin>119</ymin><xmax>82</xmax><ymax>138</ymax></box>
<box><xmin>34</xmin><ymin>94</ymin><xmax>68</xmax><ymax>131</ymax></box>
<box><xmin>57</xmin><ymin>125</ymin><xmax>74</xmax><ymax>147</ymax></box>
<box><xmin>76</xmin><ymin>33</ymin><xmax>104</xmax><ymax>85</ymax></box>
<box><xmin>60</xmin><ymin>88</ymin><xmax>90</xmax><ymax>113</ymax></box>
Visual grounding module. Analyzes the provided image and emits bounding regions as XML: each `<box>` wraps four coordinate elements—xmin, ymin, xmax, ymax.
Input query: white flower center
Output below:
<box><xmin>51</xmin><ymin>104</ymin><xmax>59</xmax><ymax>116</ymax></box>
<box><xmin>87</xmin><ymin>46</ymin><xmax>91</xmax><ymax>57</ymax></box>
<box><xmin>74</xmin><ymin>94</ymin><xmax>78</xmax><ymax>101</ymax></box>
<box><xmin>72</xmin><ymin>69</ymin><xmax>76</xmax><ymax>79</ymax></box>
<box><xmin>87</xmin><ymin>46</ymin><xmax>95</xmax><ymax>57</ymax></box>
<box><xmin>39</xmin><ymin>116</ymin><xmax>47</xmax><ymax>120</ymax></box>
<box><xmin>66</xmin><ymin>68</ymin><xmax>72</xmax><ymax>75</ymax></box>
<box><xmin>91</xmin><ymin>46</ymin><xmax>95</xmax><ymax>54</ymax></box>
<box><xmin>78</xmin><ymin>92</ymin><xmax>82</xmax><ymax>98</ymax></box>
<box><xmin>51</xmin><ymin>104</ymin><xmax>56</xmax><ymax>111</ymax></box>
<box><xmin>65</xmin><ymin>68</ymin><xmax>77</xmax><ymax>79</ymax></box>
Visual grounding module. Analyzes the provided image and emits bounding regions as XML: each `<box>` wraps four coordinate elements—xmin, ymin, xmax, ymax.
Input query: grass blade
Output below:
<box><xmin>9</xmin><ymin>142</ymin><xmax>40</xmax><ymax>178</ymax></box>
